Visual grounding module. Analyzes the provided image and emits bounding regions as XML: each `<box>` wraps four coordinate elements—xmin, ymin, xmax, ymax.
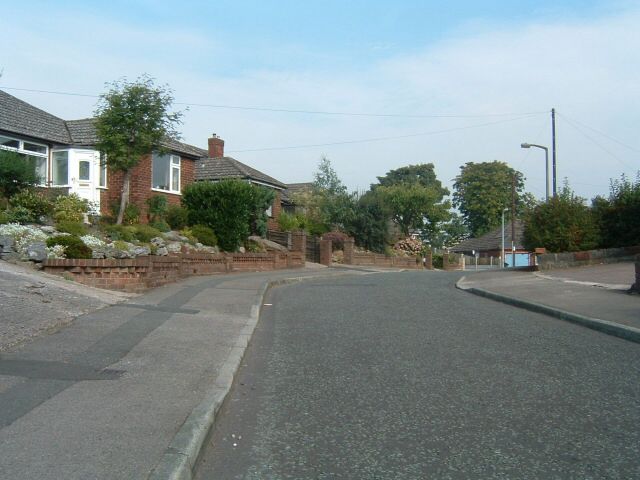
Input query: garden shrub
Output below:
<box><xmin>394</xmin><ymin>237</ymin><xmax>423</xmax><ymax>256</ymax></box>
<box><xmin>102</xmin><ymin>224</ymin><xmax>137</xmax><ymax>242</ymax></box>
<box><xmin>146</xmin><ymin>194</ymin><xmax>168</xmax><ymax>223</ymax></box>
<box><xmin>179</xmin><ymin>228</ymin><xmax>198</xmax><ymax>245</ymax></box>
<box><xmin>0</xmin><ymin>150</ymin><xmax>41</xmax><ymax>198</ymax></box>
<box><xmin>245</xmin><ymin>239</ymin><xmax>265</xmax><ymax>253</ymax></box>
<box><xmin>190</xmin><ymin>224</ymin><xmax>217</xmax><ymax>246</ymax></box>
<box><xmin>53</xmin><ymin>194</ymin><xmax>90</xmax><ymax>223</ymax></box>
<box><xmin>166</xmin><ymin>204</ymin><xmax>189</xmax><ymax>230</ymax></box>
<box><xmin>149</xmin><ymin>220</ymin><xmax>171</xmax><ymax>232</ymax></box>
<box><xmin>46</xmin><ymin>235</ymin><xmax>93</xmax><ymax>259</ymax></box>
<box><xmin>55</xmin><ymin>221</ymin><xmax>88</xmax><ymax>236</ymax></box>
<box><xmin>322</xmin><ymin>230</ymin><xmax>349</xmax><ymax>251</ymax></box>
<box><xmin>182</xmin><ymin>180</ymin><xmax>254</xmax><ymax>251</ymax></box>
<box><xmin>6</xmin><ymin>206</ymin><xmax>37</xmax><ymax>224</ymax></box>
<box><xmin>132</xmin><ymin>224</ymin><xmax>161</xmax><ymax>243</ymax></box>
<box><xmin>9</xmin><ymin>190</ymin><xmax>52</xmax><ymax>222</ymax></box>
<box><xmin>109</xmin><ymin>201</ymin><xmax>140</xmax><ymax>225</ymax></box>
<box><xmin>278</xmin><ymin>211</ymin><xmax>301</xmax><ymax>232</ymax></box>
<box><xmin>432</xmin><ymin>254</ymin><xmax>444</xmax><ymax>269</ymax></box>
<box><xmin>0</xmin><ymin>210</ymin><xmax>9</xmax><ymax>224</ymax></box>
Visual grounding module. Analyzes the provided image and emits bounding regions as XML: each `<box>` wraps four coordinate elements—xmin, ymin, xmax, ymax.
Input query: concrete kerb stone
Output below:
<box><xmin>456</xmin><ymin>276</ymin><xmax>640</xmax><ymax>345</ymax></box>
<box><xmin>147</xmin><ymin>270</ymin><xmax>368</xmax><ymax>480</ymax></box>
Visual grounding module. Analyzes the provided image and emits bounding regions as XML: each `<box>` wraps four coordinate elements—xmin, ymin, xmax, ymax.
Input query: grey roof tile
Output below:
<box><xmin>450</xmin><ymin>219</ymin><xmax>526</xmax><ymax>252</ymax></box>
<box><xmin>1</xmin><ymin>90</ymin><xmax>207</xmax><ymax>158</ymax></box>
<box><xmin>196</xmin><ymin>156</ymin><xmax>286</xmax><ymax>189</ymax></box>
<box><xmin>0</xmin><ymin>90</ymin><xmax>71</xmax><ymax>144</ymax></box>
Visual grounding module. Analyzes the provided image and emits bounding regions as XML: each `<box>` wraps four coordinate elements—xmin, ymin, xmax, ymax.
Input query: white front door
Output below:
<box><xmin>70</xmin><ymin>150</ymin><xmax>100</xmax><ymax>212</ymax></box>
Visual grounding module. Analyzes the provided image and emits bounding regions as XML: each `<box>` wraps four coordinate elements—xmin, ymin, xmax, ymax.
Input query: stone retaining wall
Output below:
<box><xmin>43</xmin><ymin>251</ymin><xmax>305</xmax><ymax>292</ymax></box>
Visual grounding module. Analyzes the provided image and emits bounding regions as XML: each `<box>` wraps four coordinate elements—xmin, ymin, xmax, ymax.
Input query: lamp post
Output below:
<box><xmin>501</xmin><ymin>207</ymin><xmax>508</xmax><ymax>268</ymax></box>
<box><xmin>521</xmin><ymin>143</ymin><xmax>549</xmax><ymax>201</ymax></box>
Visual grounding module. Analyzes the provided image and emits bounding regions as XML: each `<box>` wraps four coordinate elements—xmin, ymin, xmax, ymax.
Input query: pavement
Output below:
<box><xmin>0</xmin><ymin>261</ymin><xmax>369</xmax><ymax>480</ymax></box>
<box><xmin>0</xmin><ymin>260</ymin><xmax>637</xmax><ymax>479</ymax></box>
<box><xmin>457</xmin><ymin>262</ymin><xmax>640</xmax><ymax>343</ymax></box>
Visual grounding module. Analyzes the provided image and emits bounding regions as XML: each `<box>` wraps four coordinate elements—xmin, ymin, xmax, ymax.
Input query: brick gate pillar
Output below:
<box><xmin>319</xmin><ymin>239</ymin><xmax>332</xmax><ymax>266</ymax></box>
<box><xmin>291</xmin><ymin>231</ymin><xmax>307</xmax><ymax>254</ymax></box>
<box><xmin>424</xmin><ymin>250</ymin><xmax>433</xmax><ymax>270</ymax></box>
<box><xmin>343</xmin><ymin>238</ymin><xmax>355</xmax><ymax>265</ymax></box>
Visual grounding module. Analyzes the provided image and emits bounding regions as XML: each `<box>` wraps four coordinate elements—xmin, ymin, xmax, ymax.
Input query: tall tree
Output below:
<box><xmin>453</xmin><ymin>161</ymin><xmax>531</xmax><ymax>237</ymax></box>
<box><xmin>310</xmin><ymin>156</ymin><xmax>355</xmax><ymax>231</ymax></box>
<box><xmin>374</xmin><ymin>163</ymin><xmax>450</xmax><ymax>238</ymax></box>
<box><xmin>94</xmin><ymin>76</ymin><xmax>182</xmax><ymax>224</ymax></box>
<box><xmin>592</xmin><ymin>172</ymin><xmax>640</xmax><ymax>248</ymax></box>
<box><xmin>524</xmin><ymin>182</ymin><xmax>599</xmax><ymax>252</ymax></box>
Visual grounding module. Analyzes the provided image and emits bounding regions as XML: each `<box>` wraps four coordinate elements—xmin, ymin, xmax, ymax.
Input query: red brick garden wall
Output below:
<box><xmin>43</xmin><ymin>251</ymin><xmax>304</xmax><ymax>293</ymax></box>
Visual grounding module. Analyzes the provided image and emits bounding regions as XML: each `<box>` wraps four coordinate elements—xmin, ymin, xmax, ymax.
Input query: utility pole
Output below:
<box><xmin>551</xmin><ymin>108</ymin><xmax>557</xmax><ymax>197</ymax></box>
<box><xmin>511</xmin><ymin>174</ymin><xmax>516</xmax><ymax>268</ymax></box>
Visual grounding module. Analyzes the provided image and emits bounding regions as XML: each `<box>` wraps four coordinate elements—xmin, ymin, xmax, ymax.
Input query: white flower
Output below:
<box><xmin>80</xmin><ymin>235</ymin><xmax>105</xmax><ymax>248</ymax></box>
<box><xmin>46</xmin><ymin>244</ymin><xmax>66</xmax><ymax>259</ymax></box>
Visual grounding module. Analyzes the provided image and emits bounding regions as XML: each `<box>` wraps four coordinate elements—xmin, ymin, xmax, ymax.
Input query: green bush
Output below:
<box><xmin>149</xmin><ymin>220</ymin><xmax>171</xmax><ymax>232</ymax></box>
<box><xmin>593</xmin><ymin>173</ymin><xmax>640</xmax><ymax>248</ymax></box>
<box><xmin>190</xmin><ymin>224</ymin><xmax>217</xmax><ymax>246</ymax></box>
<box><xmin>0</xmin><ymin>150</ymin><xmax>41</xmax><ymax>198</ymax></box>
<box><xmin>0</xmin><ymin>210</ymin><xmax>9</xmax><ymax>224</ymax></box>
<box><xmin>109</xmin><ymin>201</ymin><xmax>140</xmax><ymax>225</ymax></box>
<box><xmin>133</xmin><ymin>224</ymin><xmax>161</xmax><ymax>243</ymax></box>
<box><xmin>6</xmin><ymin>206</ymin><xmax>36</xmax><ymax>224</ymax></box>
<box><xmin>53</xmin><ymin>194</ymin><xmax>90</xmax><ymax>223</ymax></box>
<box><xmin>322</xmin><ymin>230</ymin><xmax>349</xmax><ymax>251</ymax></box>
<box><xmin>245</xmin><ymin>239</ymin><xmax>265</xmax><ymax>253</ymax></box>
<box><xmin>55</xmin><ymin>221</ymin><xmax>88</xmax><ymax>236</ymax></box>
<box><xmin>524</xmin><ymin>184</ymin><xmax>599</xmax><ymax>253</ymax></box>
<box><xmin>182</xmin><ymin>180</ymin><xmax>254</xmax><ymax>251</ymax></box>
<box><xmin>46</xmin><ymin>235</ymin><xmax>93</xmax><ymax>259</ymax></box>
<box><xmin>166</xmin><ymin>204</ymin><xmax>189</xmax><ymax>230</ymax></box>
<box><xmin>432</xmin><ymin>254</ymin><xmax>444</xmax><ymax>269</ymax></box>
<box><xmin>146</xmin><ymin>195</ymin><xmax>168</xmax><ymax>222</ymax></box>
<box><xmin>278</xmin><ymin>211</ymin><xmax>301</xmax><ymax>232</ymax></box>
<box><xmin>9</xmin><ymin>190</ymin><xmax>52</xmax><ymax>222</ymax></box>
<box><xmin>102</xmin><ymin>224</ymin><xmax>137</xmax><ymax>242</ymax></box>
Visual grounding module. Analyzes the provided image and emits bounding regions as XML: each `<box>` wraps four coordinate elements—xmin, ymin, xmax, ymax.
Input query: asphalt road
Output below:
<box><xmin>195</xmin><ymin>271</ymin><xmax>640</xmax><ymax>480</ymax></box>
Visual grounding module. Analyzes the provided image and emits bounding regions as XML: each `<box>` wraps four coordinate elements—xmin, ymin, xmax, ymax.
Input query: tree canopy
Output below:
<box><xmin>94</xmin><ymin>75</ymin><xmax>182</xmax><ymax>224</ymax></box>
<box><xmin>452</xmin><ymin>161</ymin><xmax>532</xmax><ymax>237</ymax></box>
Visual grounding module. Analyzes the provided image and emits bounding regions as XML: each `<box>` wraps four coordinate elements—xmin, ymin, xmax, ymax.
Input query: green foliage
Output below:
<box><xmin>149</xmin><ymin>220</ymin><xmax>171</xmax><ymax>232</ymax></box>
<box><xmin>523</xmin><ymin>183</ymin><xmax>600</xmax><ymax>253</ymax></box>
<box><xmin>102</xmin><ymin>224</ymin><xmax>137</xmax><ymax>242</ymax></box>
<box><xmin>46</xmin><ymin>235</ymin><xmax>93</xmax><ymax>259</ymax></box>
<box><xmin>146</xmin><ymin>194</ymin><xmax>168</xmax><ymax>222</ymax></box>
<box><xmin>453</xmin><ymin>161</ymin><xmax>529</xmax><ymax>237</ymax></box>
<box><xmin>0</xmin><ymin>210</ymin><xmax>9</xmax><ymax>224</ymax></box>
<box><xmin>592</xmin><ymin>173</ymin><xmax>640</xmax><ymax>248</ymax></box>
<box><xmin>94</xmin><ymin>75</ymin><xmax>183</xmax><ymax>224</ymax></box>
<box><xmin>309</xmin><ymin>156</ymin><xmax>356</xmax><ymax>231</ymax></box>
<box><xmin>432</xmin><ymin>253</ymin><xmax>444</xmax><ymax>269</ymax></box>
<box><xmin>182</xmin><ymin>180</ymin><xmax>254</xmax><ymax>251</ymax></box>
<box><xmin>55</xmin><ymin>221</ymin><xmax>88</xmax><ymax>236</ymax></box>
<box><xmin>166</xmin><ymin>204</ymin><xmax>189</xmax><ymax>230</ymax></box>
<box><xmin>123</xmin><ymin>203</ymin><xmax>140</xmax><ymax>225</ymax></box>
<box><xmin>277</xmin><ymin>211</ymin><xmax>302</xmax><ymax>232</ymax></box>
<box><xmin>249</xmin><ymin>186</ymin><xmax>275</xmax><ymax>237</ymax></box>
<box><xmin>9</xmin><ymin>190</ymin><xmax>52</xmax><ymax>222</ymax></box>
<box><xmin>132</xmin><ymin>224</ymin><xmax>161</xmax><ymax>242</ymax></box>
<box><xmin>53</xmin><ymin>194</ymin><xmax>90</xmax><ymax>223</ymax></box>
<box><xmin>347</xmin><ymin>194</ymin><xmax>389</xmax><ymax>253</ymax></box>
<box><xmin>424</xmin><ymin>213</ymin><xmax>470</xmax><ymax>249</ymax></box>
<box><xmin>190</xmin><ymin>224</ymin><xmax>217</xmax><ymax>246</ymax></box>
<box><xmin>244</xmin><ymin>239</ymin><xmax>265</xmax><ymax>253</ymax></box>
<box><xmin>0</xmin><ymin>150</ymin><xmax>41</xmax><ymax>198</ymax></box>
<box><xmin>6</xmin><ymin>206</ymin><xmax>36</xmax><ymax>224</ymax></box>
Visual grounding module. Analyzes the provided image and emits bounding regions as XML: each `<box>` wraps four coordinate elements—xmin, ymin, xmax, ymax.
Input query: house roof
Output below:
<box><xmin>196</xmin><ymin>156</ymin><xmax>286</xmax><ymax>189</ymax></box>
<box><xmin>0</xmin><ymin>90</ymin><xmax>207</xmax><ymax>158</ymax></box>
<box><xmin>281</xmin><ymin>182</ymin><xmax>313</xmax><ymax>203</ymax></box>
<box><xmin>450</xmin><ymin>219</ymin><xmax>526</xmax><ymax>253</ymax></box>
<box><xmin>0</xmin><ymin>90</ymin><xmax>72</xmax><ymax>144</ymax></box>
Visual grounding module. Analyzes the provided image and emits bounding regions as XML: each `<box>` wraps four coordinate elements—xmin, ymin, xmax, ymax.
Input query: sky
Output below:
<box><xmin>1</xmin><ymin>0</ymin><xmax>638</xmax><ymax>202</ymax></box>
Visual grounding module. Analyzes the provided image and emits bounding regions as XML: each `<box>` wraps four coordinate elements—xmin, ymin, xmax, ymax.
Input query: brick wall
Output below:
<box><xmin>100</xmin><ymin>154</ymin><xmax>196</xmax><ymax>222</ymax></box>
<box><xmin>267</xmin><ymin>191</ymin><xmax>283</xmax><ymax>231</ymax></box>
<box><xmin>42</xmin><ymin>251</ymin><xmax>304</xmax><ymax>293</ymax></box>
<box><xmin>342</xmin><ymin>237</ymin><xmax>422</xmax><ymax>269</ymax></box>
<box><xmin>537</xmin><ymin>245</ymin><xmax>640</xmax><ymax>270</ymax></box>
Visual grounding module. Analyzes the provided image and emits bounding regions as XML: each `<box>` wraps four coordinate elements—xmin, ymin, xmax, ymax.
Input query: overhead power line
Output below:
<box><xmin>227</xmin><ymin>114</ymin><xmax>540</xmax><ymax>153</ymax></box>
<box><xmin>558</xmin><ymin>113</ymin><xmax>640</xmax><ymax>154</ymax></box>
<box><xmin>0</xmin><ymin>85</ymin><xmax>547</xmax><ymax>119</ymax></box>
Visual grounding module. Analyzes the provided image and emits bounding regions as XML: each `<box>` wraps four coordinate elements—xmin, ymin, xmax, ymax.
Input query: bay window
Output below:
<box><xmin>0</xmin><ymin>135</ymin><xmax>48</xmax><ymax>184</ymax></box>
<box><xmin>152</xmin><ymin>153</ymin><xmax>181</xmax><ymax>193</ymax></box>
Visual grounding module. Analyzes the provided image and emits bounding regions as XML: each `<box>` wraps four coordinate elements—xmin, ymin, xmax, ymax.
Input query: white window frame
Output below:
<box><xmin>51</xmin><ymin>149</ymin><xmax>70</xmax><ymax>187</ymax></box>
<box><xmin>98</xmin><ymin>153</ymin><xmax>108</xmax><ymax>188</ymax></box>
<box><xmin>0</xmin><ymin>134</ymin><xmax>48</xmax><ymax>185</ymax></box>
<box><xmin>151</xmin><ymin>153</ymin><xmax>181</xmax><ymax>194</ymax></box>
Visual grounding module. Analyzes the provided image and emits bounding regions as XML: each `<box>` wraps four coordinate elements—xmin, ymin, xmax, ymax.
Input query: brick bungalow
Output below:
<box><xmin>1</xmin><ymin>90</ymin><xmax>289</xmax><ymax>227</ymax></box>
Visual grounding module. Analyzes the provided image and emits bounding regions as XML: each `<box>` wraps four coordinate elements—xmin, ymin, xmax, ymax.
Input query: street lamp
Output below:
<box><xmin>501</xmin><ymin>207</ymin><xmax>509</xmax><ymax>268</ymax></box>
<box><xmin>521</xmin><ymin>143</ymin><xmax>549</xmax><ymax>201</ymax></box>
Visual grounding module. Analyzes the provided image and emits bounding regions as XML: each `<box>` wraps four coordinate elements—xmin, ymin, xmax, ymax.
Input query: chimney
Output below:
<box><xmin>208</xmin><ymin>133</ymin><xmax>224</xmax><ymax>158</ymax></box>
